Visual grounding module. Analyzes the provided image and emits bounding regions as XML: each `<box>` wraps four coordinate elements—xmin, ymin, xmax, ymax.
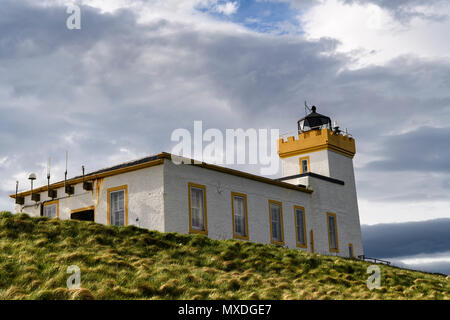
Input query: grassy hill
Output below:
<box><xmin>0</xmin><ymin>211</ymin><xmax>448</xmax><ymax>300</ymax></box>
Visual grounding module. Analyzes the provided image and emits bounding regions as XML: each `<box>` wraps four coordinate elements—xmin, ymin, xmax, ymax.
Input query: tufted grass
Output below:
<box><xmin>0</xmin><ymin>211</ymin><xmax>448</xmax><ymax>300</ymax></box>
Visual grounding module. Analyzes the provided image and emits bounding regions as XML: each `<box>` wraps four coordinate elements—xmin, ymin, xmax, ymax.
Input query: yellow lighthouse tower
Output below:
<box><xmin>278</xmin><ymin>106</ymin><xmax>356</xmax><ymax>181</ymax></box>
<box><xmin>277</xmin><ymin>106</ymin><xmax>363</xmax><ymax>257</ymax></box>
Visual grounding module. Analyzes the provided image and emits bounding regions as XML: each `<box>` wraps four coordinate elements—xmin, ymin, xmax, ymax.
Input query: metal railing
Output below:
<box><xmin>279</xmin><ymin>127</ymin><xmax>353</xmax><ymax>140</ymax></box>
<box><xmin>358</xmin><ymin>255</ymin><xmax>391</xmax><ymax>265</ymax></box>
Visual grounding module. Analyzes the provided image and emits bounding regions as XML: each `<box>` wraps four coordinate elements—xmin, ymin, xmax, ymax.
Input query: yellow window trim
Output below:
<box><xmin>349</xmin><ymin>243</ymin><xmax>354</xmax><ymax>258</ymax></box>
<box><xmin>326</xmin><ymin>212</ymin><xmax>339</xmax><ymax>253</ymax></box>
<box><xmin>107</xmin><ymin>185</ymin><xmax>128</xmax><ymax>226</ymax></box>
<box><xmin>294</xmin><ymin>205</ymin><xmax>307</xmax><ymax>248</ymax></box>
<box><xmin>43</xmin><ymin>199</ymin><xmax>59</xmax><ymax>218</ymax></box>
<box><xmin>231</xmin><ymin>192</ymin><xmax>249</xmax><ymax>240</ymax></box>
<box><xmin>268</xmin><ymin>200</ymin><xmax>284</xmax><ymax>245</ymax></box>
<box><xmin>188</xmin><ymin>182</ymin><xmax>208</xmax><ymax>235</ymax></box>
<box><xmin>71</xmin><ymin>206</ymin><xmax>96</xmax><ymax>220</ymax></box>
<box><xmin>310</xmin><ymin>229</ymin><xmax>315</xmax><ymax>253</ymax></box>
<box><xmin>299</xmin><ymin>156</ymin><xmax>310</xmax><ymax>174</ymax></box>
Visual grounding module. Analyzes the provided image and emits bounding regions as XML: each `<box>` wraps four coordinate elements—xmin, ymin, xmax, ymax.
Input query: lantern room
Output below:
<box><xmin>297</xmin><ymin>106</ymin><xmax>332</xmax><ymax>133</ymax></box>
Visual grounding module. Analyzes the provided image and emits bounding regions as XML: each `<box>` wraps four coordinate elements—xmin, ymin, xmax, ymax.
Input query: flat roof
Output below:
<box><xmin>277</xmin><ymin>172</ymin><xmax>345</xmax><ymax>185</ymax></box>
<box><xmin>11</xmin><ymin>152</ymin><xmax>312</xmax><ymax>198</ymax></box>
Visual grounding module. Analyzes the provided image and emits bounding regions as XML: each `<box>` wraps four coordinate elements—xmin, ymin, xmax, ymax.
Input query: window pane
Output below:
<box><xmin>271</xmin><ymin>203</ymin><xmax>282</xmax><ymax>242</ymax></box>
<box><xmin>191</xmin><ymin>187</ymin><xmax>205</xmax><ymax>230</ymax></box>
<box><xmin>302</xmin><ymin>160</ymin><xmax>308</xmax><ymax>173</ymax></box>
<box><xmin>111</xmin><ymin>190</ymin><xmax>125</xmax><ymax>226</ymax></box>
<box><xmin>233</xmin><ymin>196</ymin><xmax>246</xmax><ymax>236</ymax></box>
<box><xmin>328</xmin><ymin>215</ymin><xmax>337</xmax><ymax>249</ymax></box>
<box><xmin>44</xmin><ymin>204</ymin><xmax>57</xmax><ymax>218</ymax></box>
<box><xmin>296</xmin><ymin>208</ymin><xmax>305</xmax><ymax>245</ymax></box>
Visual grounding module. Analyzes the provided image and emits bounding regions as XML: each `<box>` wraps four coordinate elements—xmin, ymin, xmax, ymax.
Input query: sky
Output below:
<box><xmin>362</xmin><ymin>218</ymin><xmax>450</xmax><ymax>275</ymax></box>
<box><xmin>0</xmin><ymin>0</ymin><xmax>449</xmax><ymax>270</ymax></box>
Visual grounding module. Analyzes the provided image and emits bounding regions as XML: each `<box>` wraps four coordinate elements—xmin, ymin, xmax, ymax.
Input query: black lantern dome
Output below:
<box><xmin>298</xmin><ymin>106</ymin><xmax>332</xmax><ymax>133</ymax></box>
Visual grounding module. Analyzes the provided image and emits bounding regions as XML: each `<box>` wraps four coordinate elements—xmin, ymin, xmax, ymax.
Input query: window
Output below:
<box><xmin>348</xmin><ymin>243</ymin><xmax>354</xmax><ymax>258</ymax></box>
<box><xmin>269</xmin><ymin>200</ymin><xmax>284</xmax><ymax>245</ymax></box>
<box><xmin>294</xmin><ymin>206</ymin><xmax>307</xmax><ymax>248</ymax></box>
<box><xmin>327</xmin><ymin>212</ymin><xmax>339</xmax><ymax>252</ymax></box>
<box><xmin>299</xmin><ymin>156</ymin><xmax>310</xmax><ymax>173</ymax></box>
<box><xmin>43</xmin><ymin>200</ymin><xmax>58</xmax><ymax>218</ymax></box>
<box><xmin>107</xmin><ymin>185</ymin><xmax>128</xmax><ymax>226</ymax></box>
<box><xmin>188</xmin><ymin>183</ymin><xmax>207</xmax><ymax>234</ymax></box>
<box><xmin>231</xmin><ymin>192</ymin><xmax>249</xmax><ymax>240</ymax></box>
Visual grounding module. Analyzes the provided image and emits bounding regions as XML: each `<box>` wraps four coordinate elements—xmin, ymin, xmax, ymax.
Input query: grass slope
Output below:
<box><xmin>0</xmin><ymin>211</ymin><xmax>448</xmax><ymax>300</ymax></box>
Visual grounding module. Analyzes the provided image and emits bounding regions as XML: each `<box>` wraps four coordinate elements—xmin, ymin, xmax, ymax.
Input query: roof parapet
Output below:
<box><xmin>278</xmin><ymin>128</ymin><xmax>356</xmax><ymax>159</ymax></box>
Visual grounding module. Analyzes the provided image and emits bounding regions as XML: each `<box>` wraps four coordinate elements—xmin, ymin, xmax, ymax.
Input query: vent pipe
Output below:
<box><xmin>15</xmin><ymin>181</ymin><xmax>24</xmax><ymax>205</ymax></box>
<box><xmin>64</xmin><ymin>151</ymin><xmax>74</xmax><ymax>195</ymax></box>
<box><xmin>29</xmin><ymin>173</ymin><xmax>40</xmax><ymax>202</ymax></box>
<box><xmin>82</xmin><ymin>165</ymin><xmax>93</xmax><ymax>191</ymax></box>
<box><xmin>47</xmin><ymin>157</ymin><xmax>57</xmax><ymax>199</ymax></box>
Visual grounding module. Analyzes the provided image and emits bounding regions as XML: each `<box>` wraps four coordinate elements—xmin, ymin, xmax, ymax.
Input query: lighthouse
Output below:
<box><xmin>277</xmin><ymin>106</ymin><xmax>363</xmax><ymax>257</ymax></box>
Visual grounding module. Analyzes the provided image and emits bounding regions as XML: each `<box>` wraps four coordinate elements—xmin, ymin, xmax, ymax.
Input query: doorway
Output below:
<box><xmin>71</xmin><ymin>207</ymin><xmax>95</xmax><ymax>222</ymax></box>
<box><xmin>348</xmin><ymin>243</ymin><xmax>354</xmax><ymax>258</ymax></box>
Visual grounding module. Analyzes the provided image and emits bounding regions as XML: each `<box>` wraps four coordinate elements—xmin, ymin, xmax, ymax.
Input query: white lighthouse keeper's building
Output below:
<box><xmin>11</xmin><ymin>107</ymin><xmax>363</xmax><ymax>258</ymax></box>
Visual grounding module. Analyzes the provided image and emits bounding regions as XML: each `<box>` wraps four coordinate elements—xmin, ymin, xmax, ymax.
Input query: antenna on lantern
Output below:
<box><xmin>15</xmin><ymin>180</ymin><xmax>24</xmax><ymax>205</ymax></box>
<box><xmin>304</xmin><ymin>101</ymin><xmax>312</xmax><ymax>116</ymax></box>
<box><xmin>47</xmin><ymin>158</ymin><xmax>50</xmax><ymax>181</ymax></box>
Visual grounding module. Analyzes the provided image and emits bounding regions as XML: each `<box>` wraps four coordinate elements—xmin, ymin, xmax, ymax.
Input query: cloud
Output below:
<box><xmin>342</xmin><ymin>0</ymin><xmax>449</xmax><ymax>21</ymax></box>
<box><xmin>387</xmin><ymin>252</ymin><xmax>450</xmax><ymax>275</ymax></box>
<box><xmin>361</xmin><ymin>219</ymin><xmax>450</xmax><ymax>258</ymax></box>
<box><xmin>216</xmin><ymin>1</ymin><xmax>239</xmax><ymax>15</ymax></box>
<box><xmin>364</xmin><ymin>126</ymin><xmax>450</xmax><ymax>173</ymax></box>
<box><xmin>301</xmin><ymin>0</ymin><xmax>450</xmax><ymax>66</ymax></box>
<box><xmin>362</xmin><ymin>219</ymin><xmax>450</xmax><ymax>277</ymax></box>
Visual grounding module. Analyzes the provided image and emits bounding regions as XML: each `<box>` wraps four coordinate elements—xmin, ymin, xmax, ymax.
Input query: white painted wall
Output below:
<box><xmin>306</xmin><ymin>177</ymin><xmax>363</xmax><ymax>257</ymax></box>
<box><xmin>163</xmin><ymin>160</ymin><xmax>314</xmax><ymax>252</ymax></box>
<box><xmin>281</xmin><ymin>148</ymin><xmax>363</xmax><ymax>257</ymax></box>
<box><xmin>282</xmin><ymin>149</ymin><xmax>330</xmax><ymax>180</ymax></box>
<box><xmin>14</xmin><ymin>164</ymin><xmax>165</xmax><ymax>232</ymax></box>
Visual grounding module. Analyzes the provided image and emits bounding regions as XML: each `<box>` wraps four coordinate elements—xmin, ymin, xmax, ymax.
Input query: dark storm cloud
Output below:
<box><xmin>363</xmin><ymin>219</ymin><xmax>450</xmax><ymax>275</ymax></box>
<box><xmin>364</xmin><ymin>126</ymin><xmax>450</xmax><ymax>173</ymax></box>
<box><xmin>0</xmin><ymin>1</ymin><xmax>139</xmax><ymax>59</ymax></box>
<box><xmin>332</xmin><ymin>57</ymin><xmax>450</xmax><ymax>203</ymax></box>
<box><xmin>361</xmin><ymin>219</ymin><xmax>450</xmax><ymax>258</ymax></box>
<box><xmin>188</xmin><ymin>33</ymin><xmax>343</xmax><ymax>116</ymax></box>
